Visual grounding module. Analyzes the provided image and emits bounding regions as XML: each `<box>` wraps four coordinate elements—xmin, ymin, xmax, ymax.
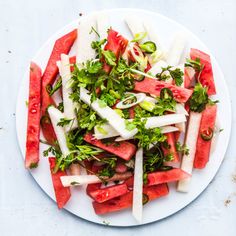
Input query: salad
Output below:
<box><xmin>25</xmin><ymin>14</ymin><xmax>217</xmax><ymax>222</ymax></box>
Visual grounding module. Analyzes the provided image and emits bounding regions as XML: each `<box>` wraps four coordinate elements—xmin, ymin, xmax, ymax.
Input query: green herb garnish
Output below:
<box><xmin>156</xmin><ymin>66</ymin><xmax>183</xmax><ymax>86</ymax></box>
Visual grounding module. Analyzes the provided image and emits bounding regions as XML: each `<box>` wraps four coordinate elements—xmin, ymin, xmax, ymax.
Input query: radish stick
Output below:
<box><xmin>80</xmin><ymin>87</ymin><xmax>137</xmax><ymax>139</ymax></box>
<box><xmin>177</xmin><ymin>111</ymin><xmax>202</xmax><ymax>192</ymax></box>
<box><xmin>57</xmin><ymin>54</ymin><xmax>78</xmax><ymax>132</ymax></box>
<box><xmin>132</xmin><ymin>147</ymin><xmax>143</xmax><ymax>222</ymax></box>
<box><xmin>47</xmin><ymin>106</ymin><xmax>70</xmax><ymax>156</ymax></box>
<box><xmin>77</xmin><ymin>17</ymin><xmax>97</xmax><ymax>65</ymax></box>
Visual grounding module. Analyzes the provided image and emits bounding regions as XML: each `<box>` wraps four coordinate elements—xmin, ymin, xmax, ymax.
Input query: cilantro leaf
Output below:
<box><xmin>102</xmin><ymin>50</ymin><xmax>117</xmax><ymax>66</ymax></box>
<box><xmin>57</xmin><ymin>118</ymin><xmax>73</xmax><ymax>127</ymax></box>
<box><xmin>156</xmin><ymin>66</ymin><xmax>183</xmax><ymax>86</ymax></box>
<box><xmin>175</xmin><ymin>141</ymin><xmax>189</xmax><ymax>155</ymax></box>
<box><xmin>189</xmin><ymin>83</ymin><xmax>209</xmax><ymax>112</ymax></box>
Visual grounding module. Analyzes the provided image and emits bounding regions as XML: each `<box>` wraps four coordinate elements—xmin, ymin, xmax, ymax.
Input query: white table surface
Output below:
<box><xmin>0</xmin><ymin>0</ymin><xmax>236</xmax><ymax>235</ymax></box>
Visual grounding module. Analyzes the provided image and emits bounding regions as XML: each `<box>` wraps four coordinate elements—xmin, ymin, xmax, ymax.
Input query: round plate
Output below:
<box><xmin>16</xmin><ymin>8</ymin><xmax>231</xmax><ymax>226</ymax></box>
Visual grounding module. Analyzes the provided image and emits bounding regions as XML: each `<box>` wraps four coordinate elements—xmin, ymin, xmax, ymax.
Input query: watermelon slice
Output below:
<box><xmin>134</xmin><ymin>78</ymin><xmax>193</xmax><ymax>103</ymax></box>
<box><xmin>84</xmin><ymin>133</ymin><xmax>136</xmax><ymax>161</ymax></box>
<box><xmin>88</xmin><ymin>183</ymin><xmax>129</xmax><ymax>203</ymax></box>
<box><xmin>25</xmin><ymin>62</ymin><xmax>42</xmax><ymax>168</ymax></box>
<box><xmin>162</xmin><ymin>132</ymin><xmax>179</xmax><ymax>162</ymax></box>
<box><xmin>190</xmin><ymin>48</ymin><xmax>216</xmax><ymax>95</ymax></box>
<box><xmin>125</xmin><ymin>168</ymin><xmax>189</xmax><ymax>187</ymax></box>
<box><xmin>69</xmin><ymin>55</ymin><xmax>76</xmax><ymax>72</ymax></box>
<box><xmin>49</xmin><ymin>157</ymin><xmax>71</xmax><ymax>209</ymax></box>
<box><xmin>103</xmin><ymin>29</ymin><xmax>128</xmax><ymax>73</ymax></box>
<box><xmin>147</xmin><ymin>169</ymin><xmax>190</xmax><ymax>186</ymax></box>
<box><xmin>194</xmin><ymin>104</ymin><xmax>217</xmax><ymax>169</ymax></box>
<box><xmin>184</xmin><ymin>67</ymin><xmax>195</xmax><ymax>89</ymax></box>
<box><xmin>92</xmin><ymin>183</ymin><xmax>169</xmax><ymax>215</ymax></box>
<box><xmin>40</xmin><ymin>115</ymin><xmax>57</xmax><ymax>146</ymax></box>
<box><xmin>41</xmin><ymin>29</ymin><xmax>77</xmax><ymax>114</ymax></box>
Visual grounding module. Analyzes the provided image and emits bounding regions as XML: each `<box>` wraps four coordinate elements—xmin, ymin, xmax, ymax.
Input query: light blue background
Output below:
<box><xmin>0</xmin><ymin>0</ymin><xmax>236</xmax><ymax>235</ymax></box>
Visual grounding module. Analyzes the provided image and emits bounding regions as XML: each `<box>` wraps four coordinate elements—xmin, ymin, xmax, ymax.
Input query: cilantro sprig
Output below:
<box><xmin>156</xmin><ymin>66</ymin><xmax>184</xmax><ymax>86</ymax></box>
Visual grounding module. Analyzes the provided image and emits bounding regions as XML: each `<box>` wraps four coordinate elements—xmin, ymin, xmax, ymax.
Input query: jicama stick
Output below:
<box><xmin>57</xmin><ymin>54</ymin><xmax>78</xmax><ymax>132</ymax></box>
<box><xmin>132</xmin><ymin>147</ymin><xmax>143</xmax><ymax>222</ymax></box>
<box><xmin>47</xmin><ymin>106</ymin><xmax>70</xmax><ymax>156</ymax></box>
<box><xmin>115</xmin><ymin>126</ymin><xmax>179</xmax><ymax>142</ymax></box>
<box><xmin>175</xmin><ymin>103</ymin><xmax>188</xmax><ymax>132</ymax></box>
<box><xmin>166</xmin><ymin>32</ymin><xmax>187</xmax><ymax>66</ymax></box>
<box><xmin>177</xmin><ymin>111</ymin><xmax>202</xmax><ymax>192</ymax></box>
<box><xmin>80</xmin><ymin>87</ymin><xmax>137</xmax><ymax>139</ymax></box>
<box><xmin>61</xmin><ymin>172</ymin><xmax>133</xmax><ymax>187</ymax></box>
<box><xmin>77</xmin><ymin>17</ymin><xmax>97</xmax><ymax>65</ymax></box>
<box><xmin>125</xmin><ymin>15</ymin><xmax>147</xmax><ymax>43</ymax></box>
<box><xmin>96</xmin><ymin>13</ymin><xmax>110</xmax><ymax>40</ymax></box>
<box><xmin>94</xmin><ymin>114</ymin><xmax>185</xmax><ymax>140</ymax></box>
<box><xmin>143</xmin><ymin>21</ymin><xmax>166</xmax><ymax>64</ymax></box>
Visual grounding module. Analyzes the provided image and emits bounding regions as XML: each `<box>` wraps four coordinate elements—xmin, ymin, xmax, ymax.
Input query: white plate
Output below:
<box><xmin>16</xmin><ymin>8</ymin><xmax>231</xmax><ymax>227</ymax></box>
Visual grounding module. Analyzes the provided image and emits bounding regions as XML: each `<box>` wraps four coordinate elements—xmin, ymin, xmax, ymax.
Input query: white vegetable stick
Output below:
<box><xmin>175</xmin><ymin>103</ymin><xmax>188</xmax><ymax>132</ymax></box>
<box><xmin>77</xmin><ymin>17</ymin><xmax>97</xmax><ymax>65</ymax></box>
<box><xmin>147</xmin><ymin>60</ymin><xmax>168</xmax><ymax>75</ymax></box>
<box><xmin>125</xmin><ymin>16</ymin><xmax>147</xmax><ymax>43</ymax></box>
<box><xmin>145</xmin><ymin>114</ymin><xmax>186</xmax><ymax>129</ymax></box>
<box><xmin>143</xmin><ymin>21</ymin><xmax>166</xmax><ymax>63</ymax></box>
<box><xmin>176</xmin><ymin>103</ymin><xmax>188</xmax><ymax>116</ymax></box>
<box><xmin>115</xmin><ymin>126</ymin><xmax>179</xmax><ymax>141</ymax></box>
<box><xmin>96</xmin><ymin>13</ymin><xmax>110</xmax><ymax>40</ymax></box>
<box><xmin>132</xmin><ymin>147</ymin><xmax>143</xmax><ymax>222</ymax></box>
<box><xmin>94</xmin><ymin>123</ymin><xmax>118</xmax><ymax>139</ymax></box>
<box><xmin>80</xmin><ymin>87</ymin><xmax>137</xmax><ymax>139</ymax></box>
<box><xmin>61</xmin><ymin>175</ymin><xmax>101</xmax><ymax>187</ymax></box>
<box><xmin>176</xmin><ymin>107</ymin><xmax>188</xmax><ymax>131</ymax></box>
<box><xmin>94</xmin><ymin>114</ymin><xmax>185</xmax><ymax>140</ymax></box>
<box><xmin>166</xmin><ymin>32</ymin><xmax>187</xmax><ymax>66</ymax></box>
<box><xmin>47</xmin><ymin>106</ymin><xmax>69</xmax><ymax>156</ymax></box>
<box><xmin>57</xmin><ymin>54</ymin><xmax>78</xmax><ymax>132</ymax></box>
<box><xmin>177</xmin><ymin>112</ymin><xmax>202</xmax><ymax>192</ymax></box>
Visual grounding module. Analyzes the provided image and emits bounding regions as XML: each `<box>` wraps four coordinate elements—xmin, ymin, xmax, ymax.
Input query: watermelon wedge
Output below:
<box><xmin>41</xmin><ymin>29</ymin><xmax>77</xmax><ymax>114</ymax></box>
<box><xmin>125</xmin><ymin>168</ymin><xmax>189</xmax><ymax>187</ymax></box>
<box><xmin>134</xmin><ymin>78</ymin><xmax>193</xmax><ymax>103</ymax></box>
<box><xmin>147</xmin><ymin>169</ymin><xmax>190</xmax><ymax>186</ymax></box>
<box><xmin>162</xmin><ymin>132</ymin><xmax>179</xmax><ymax>162</ymax></box>
<box><xmin>40</xmin><ymin>115</ymin><xmax>57</xmax><ymax>146</ymax></box>
<box><xmin>25</xmin><ymin>62</ymin><xmax>42</xmax><ymax>169</ymax></box>
<box><xmin>88</xmin><ymin>183</ymin><xmax>129</xmax><ymax>203</ymax></box>
<box><xmin>49</xmin><ymin>157</ymin><xmax>71</xmax><ymax>209</ymax></box>
<box><xmin>194</xmin><ymin>104</ymin><xmax>217</xmax><ymax>169</ymax></box>
<box><xmin>190</xmin><ymin>48</ymin><xmax>216</xmax><ymax>95</ymax></box>
<box><xmin>103</xmin><ymin>29</ymin><xmax>128</xmax><ymax>73</ymax></box>
<box><xmin>92</xmin><ymin>183</ymin><xmax>169</xmax><ymax>215</ymax></box>
<box><xmin>84</xmin><ymin>133</ymin><xmax>136</xmax><ymax>161</ymax></box>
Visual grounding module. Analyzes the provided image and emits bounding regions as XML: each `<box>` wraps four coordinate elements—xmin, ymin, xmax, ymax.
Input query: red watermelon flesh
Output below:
<box><xmin>194</xmin><ymin>104</ymin><xmax>217</xmax><ymax>169</ymax></box>
<box><xmin>134</xmin><ymin>78</ymin><xmax>193</xmax><ymax>103</ymax></box>
<box><xmin>84</xmin><ymin>133</ymin><xmax>136</xmax><ymax>161</ymax></box>
<box><xmin>190</xmin><ymin>48</ymin><xmax>216</xmax><ymax>95</ymax></box>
